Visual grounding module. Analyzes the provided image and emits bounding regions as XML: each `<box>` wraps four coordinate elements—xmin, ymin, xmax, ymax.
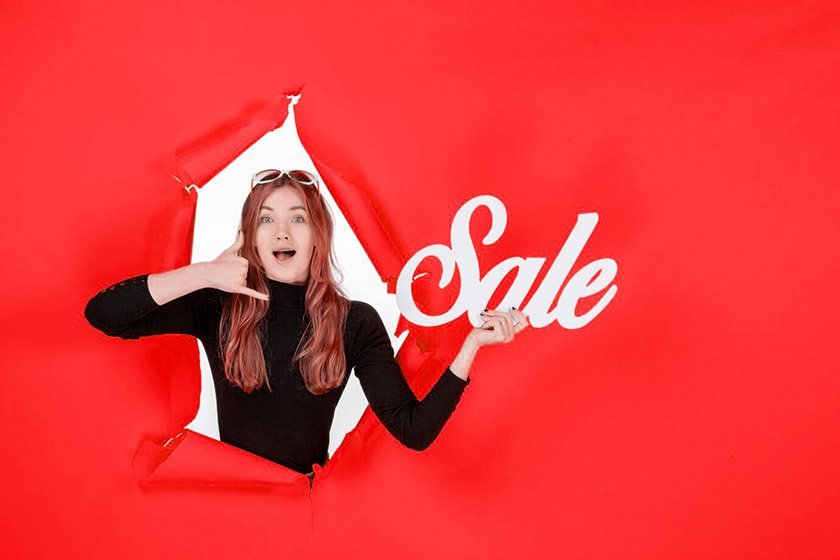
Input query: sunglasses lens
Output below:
<box><xmin>288</xmin><ymin>170</ymin><xmax>316</xmax><ymax>185</ymax></box>
<box><xmin>256</xmin><ymin>170</ymin><xmax>281</xmax><ymax>184</ymax></box>
<box><xmin>251</xmin><ymin>169</ymin><xmax>318</xmax><ymax>189</ymax></box>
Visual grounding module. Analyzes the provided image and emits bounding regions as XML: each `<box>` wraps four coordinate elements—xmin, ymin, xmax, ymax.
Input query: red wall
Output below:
<box><xmin>1</xmin><ymin>2</ymin><xmax>838</xmax><ymax>558</ymax></box>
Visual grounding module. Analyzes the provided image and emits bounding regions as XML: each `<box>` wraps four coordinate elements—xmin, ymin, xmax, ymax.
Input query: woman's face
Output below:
<box><xmin>255</xmin><ymin>186</ymin><xmax>315</xmax><ymax>286</ymax></box>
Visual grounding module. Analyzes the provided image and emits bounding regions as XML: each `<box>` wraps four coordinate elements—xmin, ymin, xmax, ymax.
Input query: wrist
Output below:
<box><xmin>465</xmin><ymin>330</ymin><xmax>483</xmax><ymax>351</ymax></box>
<box><xmin>190</xmin><ymin>262</ymin><xmax>214</xmax><ymax>290</ymax></box>
<box><xmin>449</xmin><ymin>332</ymin><xmax>481</xmax><ymax>381</ymax></box>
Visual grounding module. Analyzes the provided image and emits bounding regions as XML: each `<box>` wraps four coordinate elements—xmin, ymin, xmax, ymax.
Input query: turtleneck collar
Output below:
<box><xmin>266</xmin><ymin>277</ymin><xmax>307</xmax><ymax>311</ymax></box>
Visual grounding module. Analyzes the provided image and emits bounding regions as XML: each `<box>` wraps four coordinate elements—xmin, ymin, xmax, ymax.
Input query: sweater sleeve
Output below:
<box><xmin>350</xmin><ymin>301</ymin><xmax>471</xmax><ymax>451</ymax></box>
<box><xmin>84</xmin><ymin>273</ymin><xmax>213</xmax><ymax>340</ymax></box>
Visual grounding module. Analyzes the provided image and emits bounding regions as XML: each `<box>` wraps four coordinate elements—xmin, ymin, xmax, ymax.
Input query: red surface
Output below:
<box><xmin>1</xmin><ymin>2</ymin><xmax>839</xmax><ymax>558</ymax></box>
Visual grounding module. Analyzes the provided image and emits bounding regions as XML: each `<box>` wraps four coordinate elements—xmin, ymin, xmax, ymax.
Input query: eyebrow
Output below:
<box><xmin>260</xmin><ymin>205</ymin><xmax>307</xmax><ymax>212</ymax></box>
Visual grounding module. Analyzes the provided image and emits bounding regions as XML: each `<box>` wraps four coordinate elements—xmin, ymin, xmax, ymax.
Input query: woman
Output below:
<box><xmin>84</xmin><ymin>169</ymin><xmax>529</xmax><ymax>483</ymax></box>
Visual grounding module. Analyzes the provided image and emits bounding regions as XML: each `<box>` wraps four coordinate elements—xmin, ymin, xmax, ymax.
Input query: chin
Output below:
<box><xmin>270</xmin><ymin>269</ymin><xmax>306</xmax><ymax>285</ymax></box>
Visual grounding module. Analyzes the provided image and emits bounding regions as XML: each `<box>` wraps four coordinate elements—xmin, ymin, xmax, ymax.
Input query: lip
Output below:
<box><xmin>272</xmin><ymin>249</ymin><xmax>296</xmax><ymax>264</ymax></box>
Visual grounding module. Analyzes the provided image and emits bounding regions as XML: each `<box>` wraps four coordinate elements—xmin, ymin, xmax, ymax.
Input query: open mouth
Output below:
<box><xmin>272</xmin><ymin>249</ymin><xmax>296</xmax><ymax>263</ymax></box>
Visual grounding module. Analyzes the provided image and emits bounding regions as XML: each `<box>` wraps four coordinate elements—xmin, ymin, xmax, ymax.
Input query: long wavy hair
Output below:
<box><xmin>216</xmin><ymin>175</ymin><xmax>350</xmax><ymax>395</ymax></box>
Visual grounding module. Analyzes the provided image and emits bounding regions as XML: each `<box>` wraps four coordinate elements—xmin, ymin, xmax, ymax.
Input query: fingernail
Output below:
<box><xmin>483</xmin><ymin>308</ymin><xmax>488</xmax><ymax>312</ymax></box>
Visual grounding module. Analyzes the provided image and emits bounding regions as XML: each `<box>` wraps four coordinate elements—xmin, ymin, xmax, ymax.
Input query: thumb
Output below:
<box><xmin>226</xmin><ymin>229</ymin><xmax>244</xmax><ymax>254</ymax></box>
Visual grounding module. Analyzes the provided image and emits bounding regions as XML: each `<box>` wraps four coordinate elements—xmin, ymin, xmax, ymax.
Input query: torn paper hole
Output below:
<box><xmin>141</xmin><ymin>93</ymin><xmax>409</xmax><ymax>486</ymax></box>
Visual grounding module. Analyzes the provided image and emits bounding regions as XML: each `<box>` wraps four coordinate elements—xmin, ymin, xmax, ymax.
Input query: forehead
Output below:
<box><xmin>261</xmin><ymin>186</ymin><xmax>306</xmax><ymax>212</ymax></box>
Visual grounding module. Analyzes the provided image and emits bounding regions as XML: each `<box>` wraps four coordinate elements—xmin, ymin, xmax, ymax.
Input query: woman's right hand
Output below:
<box><xmin>201</xmin><ymin>230</ymin><xmax>270</xmax><ymax>301</ymax></box>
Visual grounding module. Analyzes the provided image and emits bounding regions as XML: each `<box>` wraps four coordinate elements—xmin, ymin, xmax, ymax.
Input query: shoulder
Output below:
<box><xmin>346</xmin><ymin>299</ymin><xmax>382</xmax><ymax>333</ymax></box>
<box><xmin>348</xmin><ymin>299</ymin><xmax>379</xmax><ymax>319</ymax></box>
<box><xmin>344</xmin><ymin>300</ymin><xmax>393</xmax><ymax>366</ymax></box>
<box><xmin>344</xmin><ymin>300</ymin><xmax>390</xmax><ymax>358</ymax></box>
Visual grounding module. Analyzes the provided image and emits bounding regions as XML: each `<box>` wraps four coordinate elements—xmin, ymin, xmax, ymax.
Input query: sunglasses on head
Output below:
<box><xmin>250</xmin><ymin>169</ymin><xmax>320</xmax><ymax>192</ymax></box>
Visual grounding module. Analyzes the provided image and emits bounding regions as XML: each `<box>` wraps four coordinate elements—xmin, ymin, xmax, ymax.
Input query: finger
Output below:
<box><xmin>488</xmin><ymin>309</ymin><xmax>514</xmax><ymax>340</ymax></box>
<box><xmin>480</xmin><ymin>309</ymin><xmax>505</xmax><ymax>317</ymax></box>
<box><xmin>237</xmin><ymin>286</ymin><xmax>270</xmax><ymax>301</ymax></box>
<box><xmin>481</xmin><ymin>309</ymin><xmax>524</xmax><ymax>339</ymax></box>
<box><xmin>482</xmin><ymin>308</ymin><xmax>518</xmax><ymax>318</ymax></box>
<box><xmin>510</xmin><ymin>307</ymin><xmax>530</xmax><ymax>333</ymax></box>
<box><xmin>484</xmin><ymin>317</ymin><xmax>508</xmax><ymax>342</ymax></box>
<box><xmin>513</xmin><ymin>314</ymin><xmax>530</xmax><ymax>334</ymax></box>
<box><xmin>501</xmin><ymin>309</ymin><xmax>515</xmax><ymax>333</ymax></box>
<box><xmin>499</xmin><ymin>314</ymin><xmax>513</xmax><ymax>342</ymax></box>
<box><xmin>479</xmin><ymin>309</ymin><xmax>508</xmax><ymax>325</ymax></box>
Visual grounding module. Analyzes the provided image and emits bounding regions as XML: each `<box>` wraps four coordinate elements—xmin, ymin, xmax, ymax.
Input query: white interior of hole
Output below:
<box><xmin>186</xmin><ymin>96</ymin><xmax>407</xmax><ymax>458</ymax></box>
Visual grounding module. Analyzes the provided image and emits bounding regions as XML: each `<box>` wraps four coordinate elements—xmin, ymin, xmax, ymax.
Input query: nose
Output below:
<box><xmin>275</xmin><ymin>226</ymin><xmax>290</xmax><ymax>240</ymax></box>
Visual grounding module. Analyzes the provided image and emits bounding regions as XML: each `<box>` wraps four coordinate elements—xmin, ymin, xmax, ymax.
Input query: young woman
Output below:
<box><xmin>84</xmin><ymin>169</ymin><xmax>529</xmax><ymax>484</ymax></box>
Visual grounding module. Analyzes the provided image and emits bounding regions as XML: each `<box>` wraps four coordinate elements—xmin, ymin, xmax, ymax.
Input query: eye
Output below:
<box><xmin>259</xmin><ymin>215</ymin><xmax>272</xmax><ymax>223</ymax></box>
<box><xmin>292</xmin><ymin>216</ymin><xmax>306</xmax><ymax>224</ymax></box>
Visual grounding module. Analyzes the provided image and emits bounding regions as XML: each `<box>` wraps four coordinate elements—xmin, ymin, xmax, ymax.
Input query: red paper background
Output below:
<box><xmin>1</xmin><ymin>2</ymin><xmax>839</xmax><ymax>558</ymax></box>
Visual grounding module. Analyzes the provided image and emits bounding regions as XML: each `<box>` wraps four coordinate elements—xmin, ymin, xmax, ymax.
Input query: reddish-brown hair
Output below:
<box><xmin>216</xmin><ymin>176</ymin><xmax>350</xmax><ymax>395</ymax></box>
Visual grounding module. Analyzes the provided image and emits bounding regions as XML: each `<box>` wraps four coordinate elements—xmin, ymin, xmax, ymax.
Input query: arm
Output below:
<box><xmin>351</xmin><ymin>302</ymin><xmax>471</xmax><ymax>452</ymax></box>
<box><xmin>83</xmin><ymin>263</ymin><xmax>215</xmax><ymax>340</ymax></box>
<box><xmin>448</xmin><ymin>334</ymin><xmax>480</xmax><ymax>382</ymax></box>
<box><xmin>147</xmin><ymin>263</ymin><xmax>212</xmax><ymax>306</ymax></box>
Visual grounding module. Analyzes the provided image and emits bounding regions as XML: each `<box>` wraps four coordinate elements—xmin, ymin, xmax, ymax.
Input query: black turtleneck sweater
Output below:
<box><xmin>84</xmin><ymin>273</ymin><xmax>471</xmax><ymax>474</ymax></box>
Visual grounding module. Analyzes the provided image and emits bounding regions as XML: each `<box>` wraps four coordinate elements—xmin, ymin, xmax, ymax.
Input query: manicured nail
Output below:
<box><xmin>483</xmin><ymin>308</ymin><xmax>488</xmax><ymax>312</ymax></box>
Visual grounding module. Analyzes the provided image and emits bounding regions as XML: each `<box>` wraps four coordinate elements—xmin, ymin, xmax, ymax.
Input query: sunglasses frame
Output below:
<box><xmin>250</xmin><ymin>169</ymin><xmax>320</xmax><ymax>192</ymax></box>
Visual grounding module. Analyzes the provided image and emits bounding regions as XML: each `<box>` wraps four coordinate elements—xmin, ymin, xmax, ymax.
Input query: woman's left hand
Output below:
<box><xmin>469</xmin><ymin>307</ymin><xmax>530</xmax><ymax>348</ymax></box>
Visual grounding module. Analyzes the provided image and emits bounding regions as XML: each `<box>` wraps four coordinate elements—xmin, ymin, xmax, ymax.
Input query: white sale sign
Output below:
<box><xmin>396</xmin><ymin>195</ymin><xmax>618</xmax><ymax>329</ymax></box>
